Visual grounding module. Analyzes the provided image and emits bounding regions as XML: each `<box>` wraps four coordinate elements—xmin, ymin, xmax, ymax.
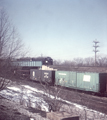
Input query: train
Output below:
<box><xmin>12</xmin><ymin>57</ymin><xmax>53</xmax><ymax>79</ymax></box>
<box><xmin>12</xmin><ymin>57</ymin><xmax>107</xmax><ymax>96</ymax></box>
<box><xmin>12</xmin><ymin>57</ymin><xmax>53</xmax><ymax>67</ymax></box>
<box><xmin>30</xmin><ymin>69</ymin><xmax>107</xmax><ymax>96</ymax></box>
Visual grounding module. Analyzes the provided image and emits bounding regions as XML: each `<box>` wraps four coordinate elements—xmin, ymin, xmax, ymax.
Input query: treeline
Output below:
<box><xmin>53</xmin><ymin>55</ymin><xmax>107</xmax><ymax>67</ymax></box>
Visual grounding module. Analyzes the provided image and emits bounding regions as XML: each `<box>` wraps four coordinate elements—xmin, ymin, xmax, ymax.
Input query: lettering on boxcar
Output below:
<box><xmin>44</xmin><ymin>72</ymin><xmax>49</xmax><ymax>78</ymax></box>
<box><xmin>59</xmin><ymin>73</ymin><xmax>66</xmax><ymax>75</ymax></box>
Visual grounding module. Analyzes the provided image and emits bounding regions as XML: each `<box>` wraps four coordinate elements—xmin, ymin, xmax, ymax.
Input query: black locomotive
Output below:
<box><xmin>12</xmin><ymin>57</ymin><xmax>53</xmax><ymax>79</ymax></box>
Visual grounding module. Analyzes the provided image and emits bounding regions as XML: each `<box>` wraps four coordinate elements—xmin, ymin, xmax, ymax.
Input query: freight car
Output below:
<box><xmin>30</xmin><ymin>69</ymin><xmax>107</xmax><ymax>95</ymax></box>
<box><xmin>55</xmin><ymin>71</ymin><xmax>107</xmax><ymax>95</ymax></box>
<box><xmin>30</xmin><ymin>69</ymin><xmax>55</xmax><ymax>85</ymax></box>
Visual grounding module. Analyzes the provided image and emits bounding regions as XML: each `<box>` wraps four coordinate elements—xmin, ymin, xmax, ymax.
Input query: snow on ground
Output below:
<box><xmin>0</xmin><ymin>84</ymin><xmax>107</xmax><ymax>120</ymax></box>
<box><xmin>0</xmin><ymin>85</ymin><xmax>49</xmax><ymax>112</ymax></box>
<box><xmin>22</xmin><ymin>85</ymin><xmax>107</xmax><ymax>119</ymax></box>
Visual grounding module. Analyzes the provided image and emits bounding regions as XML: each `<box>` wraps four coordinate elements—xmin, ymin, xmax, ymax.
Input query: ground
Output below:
<box><xmin>0</xmin><ymin>78</ymin><xmax>107</xmax><ymax>120</ymax></box>
<box><xmin>0</xmin><ymin>78</ymin><xmax>49</xmax><ymax>120</ymax></box>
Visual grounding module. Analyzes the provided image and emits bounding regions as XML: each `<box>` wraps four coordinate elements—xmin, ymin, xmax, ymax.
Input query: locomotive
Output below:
<box><xmin>12</xmin><ymin>57</ymin><xmax>53</xmax><ymax>79</ymax></box>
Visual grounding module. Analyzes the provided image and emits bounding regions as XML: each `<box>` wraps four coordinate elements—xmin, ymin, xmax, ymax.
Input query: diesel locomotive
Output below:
<box><xmin>12</xmin><ymin>57</ymin><xmax>53</xmax><ymax>79</ymax></box>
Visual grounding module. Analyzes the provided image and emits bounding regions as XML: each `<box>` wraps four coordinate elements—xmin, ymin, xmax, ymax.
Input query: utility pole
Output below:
<box><xmin>93</xmin><ymin>40</ymin><xmax>99</xmax><ymax>66</ymax></box>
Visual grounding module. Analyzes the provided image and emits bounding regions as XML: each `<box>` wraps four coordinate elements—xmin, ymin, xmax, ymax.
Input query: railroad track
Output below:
<box><xmin>20</xmin><ymin>80</ymin><xmax>107</xmax><ymax>114</ymax></box>
<box><xmin>55</xmin><ymin>87</ymin><xmax>107</xmax><ymax>114</ymax></box>
<box><xmin>9</xmin><ymin>78</ymin><xmax>107</xmax><ymax>114</ymax></box>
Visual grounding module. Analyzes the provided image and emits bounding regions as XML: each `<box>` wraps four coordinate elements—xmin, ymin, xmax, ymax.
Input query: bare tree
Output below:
<box><xmin>61</xmin><ymin>60</ymin><xmax>75</xmax><ymax>67</ymax></box>
<box><xmin>53</xmin><ymin>59</ymin><xmax>62</xmax><ymax>65</ymax></box>
<box><xmin>84</xmin><ymin>57</ymin><xmax>94</xmax><ymax>66</ymax></box>
<box><xmin>39</xmin><ymin>77</ymin><xmax>66</xmax><ymax>112</ymax></box>
<box><xmin>72</xmin><ymin>57</ymin><xmax>84</xmax><ymax>66</ymax></box>
<box><xmin>0</xmin><ymin>9</ymin><xmax>24</xmax><ymax>59</ymax></box>
<box><xmin>97</xmin><ymin>54</ymin><xmax>107</xmax><ymax>66</ymax></box>
<box><xmin>0</xmin><ymin>9</ymin><xmax>26</xmax><ymax>91</ymax></box>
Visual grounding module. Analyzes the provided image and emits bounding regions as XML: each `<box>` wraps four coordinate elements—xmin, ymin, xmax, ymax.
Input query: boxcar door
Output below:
<box><xmin>106</xmin><ymin>74</ymin><xmax>107</xmax><ymax>93</ymax></box>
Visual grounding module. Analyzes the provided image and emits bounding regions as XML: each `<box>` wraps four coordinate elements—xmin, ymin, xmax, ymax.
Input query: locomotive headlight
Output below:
<box><xmin>46</xmin><ymin>61</ymin><xmax>48</xmax><ymax>63</ymax></box>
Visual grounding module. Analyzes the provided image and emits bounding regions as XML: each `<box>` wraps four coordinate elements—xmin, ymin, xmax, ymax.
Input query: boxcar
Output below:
<box><xmin>76</xmin><ymin>72</ymin><xmax>107</xmax><ymax>93</ymax></box>
<box><xmin>30</xmin><ymin>69</ymin><xmax>55</xmax><ymax>85</ymax></box>
<box><xmin>55</xmin><ymin>71</ymin><xmax>77</xmax><ymax>88</ymax></box>
<box><xmin>55</xmin><ymin>71</ymin><xmax>107</xmax><ymax>94</ymax></box>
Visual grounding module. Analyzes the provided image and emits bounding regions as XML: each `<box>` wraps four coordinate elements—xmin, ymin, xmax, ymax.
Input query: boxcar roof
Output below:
<box><xmin>49</xmin><ymin>65</ymin><xmax>107</xmax><ymax>73</ymax></box>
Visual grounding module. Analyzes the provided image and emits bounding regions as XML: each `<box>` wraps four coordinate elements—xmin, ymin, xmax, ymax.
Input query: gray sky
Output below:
<box><xmin>1</xmin><ymin>0</ymin><xmax>107</xmax><ymax>60</ymax></box>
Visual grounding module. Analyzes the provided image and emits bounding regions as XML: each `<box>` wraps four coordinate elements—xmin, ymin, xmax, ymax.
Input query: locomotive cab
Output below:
<box><xmin>42</xmin><ymin>57</ymin><xmax>53</xmax><ymax>65</ymax></box>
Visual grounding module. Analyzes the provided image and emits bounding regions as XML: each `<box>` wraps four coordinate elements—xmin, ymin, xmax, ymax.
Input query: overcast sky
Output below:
<box><xmin>1</xmin><ymin>0</ymin><xmax>107</xmax><ymax>60</ymax></box>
